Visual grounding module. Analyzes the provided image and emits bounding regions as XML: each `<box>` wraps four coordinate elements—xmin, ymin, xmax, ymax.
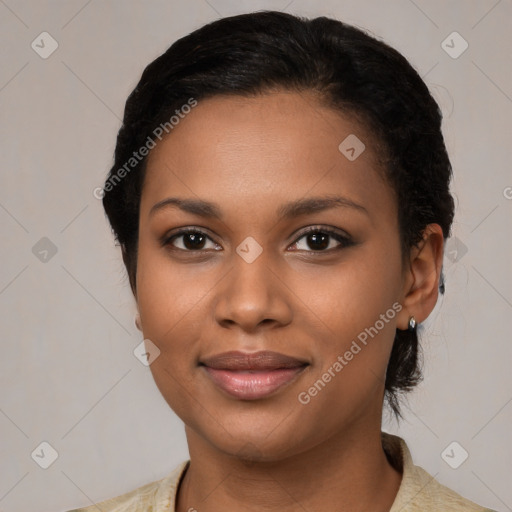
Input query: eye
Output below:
<box><xmin>289</xmin><ymin>226</ymin><xmax>353</xmax><ymax>252</ymax></box>
<box><xmin>162</xmin><ymin>226</ymin><xmax>354</xmax><ymax>254</ymax></box>
<box><xmin>163</xmin><ymin>228</ymin><xmax>220</xmax><ymax>252</ymax></box>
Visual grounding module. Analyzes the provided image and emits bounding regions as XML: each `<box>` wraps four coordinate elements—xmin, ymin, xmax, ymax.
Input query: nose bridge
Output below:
<box><xmin>213</xmin><ymin>241</ymin><xmax>291</xmax><ymax>330</ymax></box>
<box><xmin>233</xmin><ymin>244</ymin><xmax>272</xmax><ymax>295</ymax></box>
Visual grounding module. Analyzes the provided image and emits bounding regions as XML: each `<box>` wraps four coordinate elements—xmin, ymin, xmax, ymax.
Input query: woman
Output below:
<box><xmin>69</xmin><ymin>10</ymin><xmax>496</xmax><ymax>512</ymax></box>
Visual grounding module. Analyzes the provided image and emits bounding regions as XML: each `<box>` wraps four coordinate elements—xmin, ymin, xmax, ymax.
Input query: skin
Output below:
<box><xmin>131</xmin><ymin>90</ymin><xmax>444</xmax><ymax>512</ymax></box>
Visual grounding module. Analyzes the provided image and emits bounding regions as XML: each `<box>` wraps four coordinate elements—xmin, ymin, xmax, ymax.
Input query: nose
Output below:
<box><xmin>213</xmin><ymin>248</ymin><xmax>293</xmax><ymax>333</ymax></box>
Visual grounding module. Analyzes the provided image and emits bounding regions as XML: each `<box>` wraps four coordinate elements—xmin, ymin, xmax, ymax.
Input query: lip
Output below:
<box><xmin>200</xmin><ymin>350</ymin><xmax>309</xmax><ymax>400</ymax></box>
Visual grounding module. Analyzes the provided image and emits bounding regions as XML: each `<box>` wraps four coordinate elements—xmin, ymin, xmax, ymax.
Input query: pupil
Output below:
<box><xmin>184</xmin><ymin>233</ymin><xmax>205</xmax><ymax>250</ymax></box>
<box><xmin>309</xmin><ymin>232</ymin><xmax>328</xmax><ymax>250</ymax></box>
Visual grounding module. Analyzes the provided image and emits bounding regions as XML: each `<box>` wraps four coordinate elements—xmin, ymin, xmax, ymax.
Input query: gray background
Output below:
<box><xmin>0</xmin><ymin>0</ymin><xmax>511</xmax><ymax>511</ymax></box>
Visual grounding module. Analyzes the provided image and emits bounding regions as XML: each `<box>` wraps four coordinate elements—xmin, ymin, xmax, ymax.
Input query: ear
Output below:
<box><xmin>396</xmin><ymin>223</ymin><xmax>444</xmax><ymax>330</ymax></box>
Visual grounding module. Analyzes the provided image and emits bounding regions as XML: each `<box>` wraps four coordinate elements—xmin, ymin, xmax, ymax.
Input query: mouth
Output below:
<box><xmin>199</xmin><ymin>350</ymin><xmax>309</xmax><ymax>400</ymax></box>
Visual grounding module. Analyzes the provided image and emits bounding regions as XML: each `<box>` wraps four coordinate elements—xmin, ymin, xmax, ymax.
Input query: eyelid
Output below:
<box><xmin>292</xmin><ymin>225</ymin><xmax>351</xmax><ymax>242</ymax></box>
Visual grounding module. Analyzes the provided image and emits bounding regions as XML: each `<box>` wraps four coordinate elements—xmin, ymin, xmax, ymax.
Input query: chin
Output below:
<box><xmin>189</xmin><ymin>410</ymin><xmax>314</xmax><ymax>462</ymax></box>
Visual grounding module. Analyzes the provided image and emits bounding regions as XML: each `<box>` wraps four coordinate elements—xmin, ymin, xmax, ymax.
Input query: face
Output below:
<box><xmin>135</xmin><ymin>91</ymin><xmax>407</xmax><ymax>461</ymax></box>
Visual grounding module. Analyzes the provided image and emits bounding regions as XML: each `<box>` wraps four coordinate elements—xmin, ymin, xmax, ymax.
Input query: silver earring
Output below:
<box><xmin>408</xmin><ymin>316</ymin><xmax>417</xmax><ymax>332</ymax></box>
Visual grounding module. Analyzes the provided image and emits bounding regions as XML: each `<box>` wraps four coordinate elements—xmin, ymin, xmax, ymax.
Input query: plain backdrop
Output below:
<box><xmin>0</xmin><ymin>1</ymin><xmax>511</xmax><ymax>511</ymax></box>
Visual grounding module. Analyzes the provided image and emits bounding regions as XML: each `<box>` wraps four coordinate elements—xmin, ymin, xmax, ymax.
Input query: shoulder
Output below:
<box><xmin>65</xmin><ymin>460</ymin><xmax>189</xmax><ymax>512</ymax></box>
<box><xmin>382</xmin><ymin>432</ymin><xmax>497</xmax><ymax>512</ymax></box>
<box><xmin>403</xmin><ymin>462</ymin><xmax>496</xmax><ymax>511</ymax></box>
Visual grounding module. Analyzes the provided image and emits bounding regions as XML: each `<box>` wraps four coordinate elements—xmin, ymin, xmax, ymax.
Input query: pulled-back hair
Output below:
<box><xmin>102</xmin><ymin>10</ymin><xmax>455</xmax><ymax>418</ymax></box>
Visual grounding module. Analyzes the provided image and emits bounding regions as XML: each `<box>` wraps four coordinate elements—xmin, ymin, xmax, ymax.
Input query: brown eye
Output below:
<box><xmin>303</xmin><ymin>232</ymin><xmax>330</xmax><ymax>250</ymax></box>
<box><xmin>290</xmin><ymin>228</ymin><xmax>353</xmax><ymax>252</ymax></box>
<box><xmin>164</xmin><ymin>229</ymin><xmax>220</xmax><ymax>251</ymax></box>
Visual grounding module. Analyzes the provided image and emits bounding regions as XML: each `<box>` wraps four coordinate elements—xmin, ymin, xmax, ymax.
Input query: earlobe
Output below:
<box><xmin>396</xmin><ymin>224</ymin><xmax>444</xmax><ymax>330</ymax></box>
<box><xmin>135</xmin><ymin>312</ymin><xmax>142</xmax><ymax>331</ymax></box>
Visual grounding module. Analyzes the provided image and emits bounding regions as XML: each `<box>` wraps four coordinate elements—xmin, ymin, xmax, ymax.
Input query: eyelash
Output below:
<box><xmin>161</xmin><ymin>226</ymin><xmax>354</xmax><ymax>255</ymax></box>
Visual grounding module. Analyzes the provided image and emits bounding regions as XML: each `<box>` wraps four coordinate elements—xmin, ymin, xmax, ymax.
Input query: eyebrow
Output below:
<box><xmin>149</xmin><ymin>195</ymin><xmax>368</xmax><ymax>220</ymax></box>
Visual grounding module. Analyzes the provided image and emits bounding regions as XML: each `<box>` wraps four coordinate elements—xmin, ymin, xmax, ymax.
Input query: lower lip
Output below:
<box><xmin>202</xmin><ymin>366</ymin><xmax>307</xmax><ymax>400</ymax></box>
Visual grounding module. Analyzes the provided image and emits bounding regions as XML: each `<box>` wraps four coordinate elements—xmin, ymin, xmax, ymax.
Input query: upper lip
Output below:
<box><xmin>200</xmin><ymin>350</ymin><xmax>309</xmax><ymax>371</ymax></box>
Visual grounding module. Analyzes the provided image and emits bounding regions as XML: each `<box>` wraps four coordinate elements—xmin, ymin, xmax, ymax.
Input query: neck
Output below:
<box><xmin>176</xmin><ymin>423</ymin><xmax>402</xmax><ymax>512</ymax></box>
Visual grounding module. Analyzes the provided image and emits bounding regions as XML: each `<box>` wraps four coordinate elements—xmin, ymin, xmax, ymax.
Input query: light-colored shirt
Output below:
<box><xmin>67</xmin><ymin>432</ymin><xmax>496</xmax><ymax>511</ymax></box>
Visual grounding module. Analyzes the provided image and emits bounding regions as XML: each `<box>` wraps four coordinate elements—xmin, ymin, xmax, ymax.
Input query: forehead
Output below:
<box><xmin>140</xmin><ymin>91</ymin><xmax>394</xmax><ymax>224</ymax></box>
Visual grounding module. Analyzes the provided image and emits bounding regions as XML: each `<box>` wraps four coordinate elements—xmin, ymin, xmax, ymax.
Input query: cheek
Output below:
<box><xmin>308</xmin><ymin>239</ymin><xmax>403</xmax><ymax>375</ymax></box>
<box><xmin>296</xmin><ymin>268</ymin><xmax>401</xmax><ymax>422</ymax></box>
<box><xmin>136</xmin><ymin>238</ymin><xmax>208</xmax><ymax>332</ymax></box>
<box><xmin>320</xmin><ymin>245</ymin><xmax>401</xmax><ymax>326</ymax></box>
<box><xmin>135</xmin><ymin>245</ymin><xmax>211</xmax><ymax>419</ymax></box>
<box><xmin>135</xmin><ymin>243</ymin><xmax>212</xmax><ymax>387</ymax></box>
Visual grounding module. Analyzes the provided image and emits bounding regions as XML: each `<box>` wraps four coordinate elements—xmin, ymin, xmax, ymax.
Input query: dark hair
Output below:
<box><xmin>102</xmin><ymin>11</ymin><xmax>455</xmax><ymax>418</ymax></box>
